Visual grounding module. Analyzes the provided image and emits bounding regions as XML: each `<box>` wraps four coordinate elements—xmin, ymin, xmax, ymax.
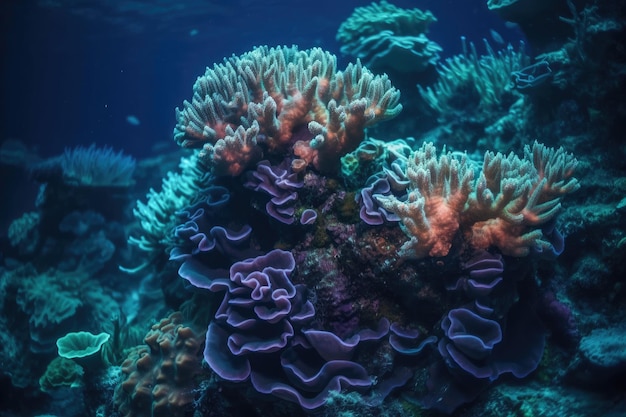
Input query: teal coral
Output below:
<box><xmin>15</xmin><ymin>268</ymin><xmax>84</xmax><ymax>330</ymax></box>
<box><xmin>7</xmin><ymin>211</ymin><xmax>40</xmax><ymax>253</ymax></box>
<box><xmin>125</xmin><ymin>152</ymin><xmax>210</xmax><ymax>265</ymax></box>
<box><xmin>8</xmin><ymin>264</ymin><xmax>119</xmax><ymax>353</ymax></box>
<box><xmin>418</xmin><ymin>38</ymin><xmax>529</xmax><ymax>117</ymax></box>
<box><xmin>337</xmin><ymin>1</ymin><xmax>441</xmax><ymax>73</ymax></box>
<box><xmin>61</xmin><ymin>143</ymin><xmax>136</xmax><ymax>187</ymax></box>
<box><xmin>336</xmin><ymin>0</ymin><xmax>435</xmax><ymax>40</ymax></box>
<box><xmin>56</xmin><ymin>331</ymin><xmax>111</xmax><ymax>360</ymax></box>
<box><xmin>39</xmin><ymin>357</ymin><xmax>84</xmax><ymax>392</ymax></box>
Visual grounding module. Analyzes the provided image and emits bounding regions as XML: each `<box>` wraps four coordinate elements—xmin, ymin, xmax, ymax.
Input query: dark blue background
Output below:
<box><xmin>1</xmin><ymin>0</ymin><xmax>522</xmax><ymax>159</ymax></box>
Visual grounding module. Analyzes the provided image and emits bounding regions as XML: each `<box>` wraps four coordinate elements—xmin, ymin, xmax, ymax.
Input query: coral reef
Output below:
<box><xmin>2</xmin><ymin>2</ymin><xmax>626</xmax><ymax>415</ymax></box>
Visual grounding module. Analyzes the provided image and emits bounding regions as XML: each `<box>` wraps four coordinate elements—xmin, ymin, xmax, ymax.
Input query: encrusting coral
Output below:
<box><xmin>114</xmin><ymin>311</ymin><xmax>205</xmax><ymax>417</ymax></box>
<box><xmin>174</xmin><ymin>45</ymin><xmax>402</xmax><ymax>174</ymax></box>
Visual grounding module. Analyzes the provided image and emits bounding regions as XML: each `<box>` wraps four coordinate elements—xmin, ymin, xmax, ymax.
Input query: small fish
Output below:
<box><xmin>490</xmin><ymin>29</ymin><xmax>504</xmax><ymax>45</ymax></box>
<box><xmin>126</xmin><ymin>115</ymin><xmax>141</xmax><ymax>126</ymax></box>
<box><xmin>189</xmin><ymin>28</ymin><xmax>199</xmax><ymax>37</ymax></box>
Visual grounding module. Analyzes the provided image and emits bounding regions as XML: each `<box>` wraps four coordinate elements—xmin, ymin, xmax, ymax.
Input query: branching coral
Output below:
<box><xmin>375</xmin><ymin>142</ymin><xmax>474</xmax><ymax>258</ymax></box>
<box><xmin>418</xmin><ymin>38</ymin><xmax>530</xmax><ymax>118</ymax></box>
<box><xmin>174</xmin><ymin>45</ymin><xmax>402</xmax><ymax>174</ymax></box>
<box><xmin>125</xmin><ymin>152</ymin><xmax>211</xmax><ymax>267</ymax></box>
<box><xmin>464</xmin><ymin>141</ymin><xmax>580</xmax><ymax>256</ymax></box>
<box><xmin>375</xmin><ymin>141</ymin><xmax>579</xmax><ymax>258</ymax></box>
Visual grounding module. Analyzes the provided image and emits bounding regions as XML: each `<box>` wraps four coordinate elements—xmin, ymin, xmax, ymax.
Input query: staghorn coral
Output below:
<box><xmin>375</xmin><ymin>141</ymin><xmax>579</xmax><ymax>258</ymax></box>
<box><xmin>174</xmin><ymin>45</ymin><xmax>402</xmax><ymax>174</ymax></box>
<box><xmin>375</xmin><ymin>142</ymin><xmax>474</xmax><ymax>258</ymax></box>
<box><xmin>463</xmin><ymin>141</ymin><xmax>580</xmax><ymax>256</ymax></box>
<box><xmin>114</xmin><ymin>311</ymin><xmax>205</xmax><ymax>417</ymax></box>
<box><xmin>337</xmin><ymin>1</ymin><xmax>441</xmax><ymax>74</ymax></box>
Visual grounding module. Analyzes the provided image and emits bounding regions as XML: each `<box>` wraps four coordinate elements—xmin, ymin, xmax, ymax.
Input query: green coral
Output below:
<box><xmin>57</xmin><ymin>331</ymin><xmax>110</xmax><ymax>360</ymax></box>
<box><xmin>418</xmin><ymin>38</ymin><xmax>529</xmax><ymax>118</ymax></box>
<box><xmin>7</xmin><ymin>211</ymin><xmax>40</xmax><ymax>251</ymax></box>
<box><xmin>337</xmin><ymin>0</ymin><xmax>436</xmax><ymax>43</ymax></box>
<box><xmin>124</xmin><ymin>151</ymin><xmax>210</xmax><ymax>271</ymax></box>
<box><xmin>15</xmin><ymin>267</ymin><xmax>84</xmax><ymax>328</ymax></box>
<box><xmin>39</xmin><ymin>357</ymin><xmax>84</xmax><ymax>392</ymax></box>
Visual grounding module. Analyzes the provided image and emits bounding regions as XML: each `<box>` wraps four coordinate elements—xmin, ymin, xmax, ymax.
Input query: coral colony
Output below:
<box><xmin>2</xmin><ymin>1</ymin><xmax>626</xmax><ymax>416</ymax></box>
<box><xmin>125</xmin><ymin>44</ymin><xmax>577</xmax><ymax>414</ymax></box>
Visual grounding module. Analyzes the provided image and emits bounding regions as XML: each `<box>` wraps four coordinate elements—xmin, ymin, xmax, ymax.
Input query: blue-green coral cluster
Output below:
<box><xmin>337</xmin><ymin>0</ymin><xmax>441</xmax><ymax>74</ymax></box>
<box><xmin>418</xmin><ymin>38</ymin><xmax>530</xmax><ymax>118</ymax></box>
<box><xmin>61</xmin><ymin>144</ymin><xmax>136</xmax><ymax>187</ymax></box>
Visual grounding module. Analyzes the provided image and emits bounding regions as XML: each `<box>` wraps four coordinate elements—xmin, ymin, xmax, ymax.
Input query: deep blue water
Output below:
<box><xmin>2</xmin><ymin>0</ymin><xmax>520</xmax><ymax>159</ymax></box>
<box><xmin>9</xmin><ymin>2</ymin><xmax>615</xmax><ymax>417</ymax></box>
<box><xmin>1</xmin><ymin>0</ymin><xmax>522</xmax><ymax>232</ymax></box>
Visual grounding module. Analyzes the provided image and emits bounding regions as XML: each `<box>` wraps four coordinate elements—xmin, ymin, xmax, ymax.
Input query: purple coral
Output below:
<box><xmin>538</xmin><ymin>290</ymin><xmax>580</xmax><ymax>348</ymax></box>
<box><xmin>449</xmin><ymin>251</ymin><xmax>504</xmax><ymax>297</ymax></box>
<box><xmin>389</xmin><ymin>323</ymin><xmax>437</xmax><ymax>355</ymax></box>
<box><xmin>245</xmin><ymin>160</ymin><xmax>304</xmax><ymax>224</ymax></box>
<box><xmin>357</xmin><ymin>176</ymin><xmax>400</xmax><ymax>225</ymax></box>
<box><xmin>200</xmin><ymin>249</ymin><xmax>405</xmax><ymax>410</ymax></box>
<box><xmin>299</xmin><ymin>209</ymin><xmax>318</xmax><ymax>225</ymax></box>
<box><xmin>169</xmin><ymin>185</ymin><xmax>252</xmax><ymax>262</ymax></box>
<box><xmin>440</xmin><ymin>308</ymin><xmax>503</xmax><ymax>372</ymax></box>
<box><xmin>425</xmin><ymin>300</ymin><xmax>545</xmax><ymax>413</ymax></box>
